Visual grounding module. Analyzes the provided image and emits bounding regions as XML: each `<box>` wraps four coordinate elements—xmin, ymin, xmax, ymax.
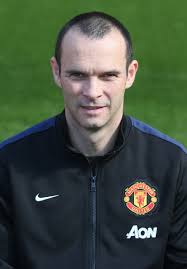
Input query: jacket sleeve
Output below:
<box><xmin>0</xmin><ymin>161</ymin><xmax>16</xmax><ymax>268</ymax></box>
<box><xmin>164</xmin><ymin>154</ymin><xmax>187</xmax><ymax>268</ymax></box>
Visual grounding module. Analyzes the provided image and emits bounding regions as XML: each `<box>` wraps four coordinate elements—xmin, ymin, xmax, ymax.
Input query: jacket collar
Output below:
<box><xmin>55</xmin><ymin>110</ymin><xmax>132</xmax><ymax>159</ymax></box>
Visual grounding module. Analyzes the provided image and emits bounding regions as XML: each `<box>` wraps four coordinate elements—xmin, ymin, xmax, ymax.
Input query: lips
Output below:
<box><xmin>80</xmin><ymin>106</ymin><xmax>107</xmax><ymax>115</ymax></box>
<box><xmin>82</xmin><ymin>106</ymin><xmax>105</xmax><ymax>110</ymax></box>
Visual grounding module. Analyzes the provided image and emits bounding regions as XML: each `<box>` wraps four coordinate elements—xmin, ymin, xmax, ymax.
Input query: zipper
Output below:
<box><xmin>90</xmin><ymin>168</ymin><xmax>97</xmax><ymax>269</ymax></box>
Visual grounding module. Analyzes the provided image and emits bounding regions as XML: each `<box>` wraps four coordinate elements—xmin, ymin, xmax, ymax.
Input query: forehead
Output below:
<box><xmin>60</xmin><ymin>28</ymin><xmax>127</xmax><ymax>71</ymax></box>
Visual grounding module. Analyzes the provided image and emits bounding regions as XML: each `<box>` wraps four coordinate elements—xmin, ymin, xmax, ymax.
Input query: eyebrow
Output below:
<box><xmin>64</xmin><ymin>69</ymin><xmax>121</xmax><ymax>75</ymax></box>
<box><xmin>64</xmin><ymin>70</ymin><xmax>87</xmax><ymax>75</ymax></box>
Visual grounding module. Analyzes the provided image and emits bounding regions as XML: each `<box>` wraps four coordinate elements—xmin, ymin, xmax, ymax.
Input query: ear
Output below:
<box><xmin>125</xmin><ymin>60</ymin><xmax>138</xmax><ymax>89</ymax></box>
<box><xmin>50</xmin><ymin>56</ymin><xmax>62</xmax><ymax>88</ymax></box>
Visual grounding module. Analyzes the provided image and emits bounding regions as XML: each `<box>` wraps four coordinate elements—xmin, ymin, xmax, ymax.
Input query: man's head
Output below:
<box><xmin>51</xmin><ymin>12</ymin><xmax>138</xmax><ymax>132</ymax></box>
<box><xmin>54</xmin><ymin>11</ymin><xmax>133</xmax><ymax>73</ymax></box>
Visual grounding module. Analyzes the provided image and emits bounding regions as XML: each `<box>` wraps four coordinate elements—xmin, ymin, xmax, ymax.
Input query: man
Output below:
<box><xmin>0</xmin><ymin>11</ymin><xmax>186</xmax><ymax>269</ymax></box>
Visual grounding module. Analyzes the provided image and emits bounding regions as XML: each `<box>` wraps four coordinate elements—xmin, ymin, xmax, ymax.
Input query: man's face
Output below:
<box><xmin>51</xmin><ymin>28</ymin><xmax>138</xmax><ymax>131</ymax></box>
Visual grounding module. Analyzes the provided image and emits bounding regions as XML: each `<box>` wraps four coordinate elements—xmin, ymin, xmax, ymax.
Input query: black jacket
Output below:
<box><xmin>0</xmin><ymin>111</ymin><xmax>187</xmax><ymax>269</ymax></box>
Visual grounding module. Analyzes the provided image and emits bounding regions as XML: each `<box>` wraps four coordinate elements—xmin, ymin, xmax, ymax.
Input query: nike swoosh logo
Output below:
<box><xmin>35</xmin><ymin>193</ymin><xmax>60</xmax><ymax>202</ymax></box>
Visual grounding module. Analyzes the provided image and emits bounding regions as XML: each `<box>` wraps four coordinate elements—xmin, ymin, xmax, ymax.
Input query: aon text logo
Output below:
<box><xmin>126</xmin><ymin>225</ymin><xmax>157</xmax><ymax>239</ymax></box>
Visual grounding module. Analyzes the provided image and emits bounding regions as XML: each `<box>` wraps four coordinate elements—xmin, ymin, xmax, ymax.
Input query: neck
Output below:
<box><xmin>65</xmin><ymin>112</ymin><xmax>123</xmax><ymax>157</ymax></box>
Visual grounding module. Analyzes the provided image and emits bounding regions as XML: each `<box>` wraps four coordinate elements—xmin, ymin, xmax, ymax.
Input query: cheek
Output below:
<box><xmin>63</xmin><ymin>91</ymin><xmax>77</xmax><ymax>108</ymax></box>
<box><xmin>61</xmin><ymin>81</ymin><xmax>82</xmax><ymax>110</ymax></box>
<box><xmin>61</xmin><ymin>77</ymin><xmax>82</xmax><ymax>92</ymax></box>
<box><xmin>61</xmin><ymin>81</ymin><xmax>80</xmax><ymax>98</ymax></box>
<box><xmin>106</xmin><ymin>82</ymin><xmax>125</xmax><ymax>102</ymax></box>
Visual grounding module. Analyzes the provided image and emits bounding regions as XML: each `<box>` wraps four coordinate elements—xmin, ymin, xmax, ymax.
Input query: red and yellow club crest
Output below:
<box><xmin>124</xmin><ymin>181</ymin><xmax>157</xmax><ymax>216</ymax></box>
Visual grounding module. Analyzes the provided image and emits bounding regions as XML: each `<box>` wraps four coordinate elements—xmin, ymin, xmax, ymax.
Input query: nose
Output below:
<box><xmin>82</xmin><ymin>77</ymin><xmax>102</xmax><ymax>99</ymax></box>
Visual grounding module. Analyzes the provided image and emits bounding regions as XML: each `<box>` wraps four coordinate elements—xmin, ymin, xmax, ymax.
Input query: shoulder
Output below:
<box><xmin>0</xmin><ymin>115</ymin><xmax>56</xmax><ymax>153</ymax></box>
<box><xmin>128</xmin><ymin>116</ymin><xmax>187</xmax><ymax>156</ymax></box>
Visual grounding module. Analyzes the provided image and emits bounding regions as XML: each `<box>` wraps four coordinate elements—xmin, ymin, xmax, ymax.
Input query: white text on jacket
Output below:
<box><xmin>126</xmin><ymin>225</ymin><xmax>157</xmax><ymax>239</ymax></box>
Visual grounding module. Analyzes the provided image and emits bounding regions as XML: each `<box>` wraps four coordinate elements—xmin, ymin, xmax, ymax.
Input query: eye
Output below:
<box><xmin>69</xmin><ymin>72</ymin><xmax>87</xmax><ymax>80</ymax></box>
<box><xmin>101</xmin><ymin>72</ymin><xmax>119</xmax><ymax>80</ymax></box>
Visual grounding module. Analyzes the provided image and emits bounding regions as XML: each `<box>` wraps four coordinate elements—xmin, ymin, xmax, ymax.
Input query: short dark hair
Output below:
<box><xmin>54</xmin><ymin>11</ymin><xmax>133</xmax><ymax>72</ymax></box>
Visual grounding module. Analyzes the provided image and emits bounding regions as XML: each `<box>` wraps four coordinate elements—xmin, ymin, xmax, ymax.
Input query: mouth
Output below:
<box><xmin>80</xmin><ymin>106</ymin><xmax>107</xmax><ymax>115</ymax></box>
<box><xmin>81</xmin><ymin>106</ymin><xmax>105</xmax><ymax>110</ymax></box>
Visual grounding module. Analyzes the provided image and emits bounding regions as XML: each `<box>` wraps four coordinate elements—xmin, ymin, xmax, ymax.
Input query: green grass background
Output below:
<box><xmin>0</xmin><ymin>0</ymin><xmax>187</xmax><ymax>145</ymax></box>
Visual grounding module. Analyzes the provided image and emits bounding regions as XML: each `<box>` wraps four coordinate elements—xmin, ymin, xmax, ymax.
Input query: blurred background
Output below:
<box><xmin>0</xmin><ymin>0</ymin><xmax>187</xmax><ymax>145</ymax></box>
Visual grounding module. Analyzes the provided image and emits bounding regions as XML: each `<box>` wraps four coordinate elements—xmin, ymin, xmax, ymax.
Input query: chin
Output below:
<box><xmin>79</xmin><ymin>119</ymin><xmax>107</xmax><ymax>131</ymax></box>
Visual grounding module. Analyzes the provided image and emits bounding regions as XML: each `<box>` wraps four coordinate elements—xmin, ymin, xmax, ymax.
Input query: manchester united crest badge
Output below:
<box><xmin>124</xmin><ymin>181</ymin><xmax>158</xmax><ymax>216</ymax></box>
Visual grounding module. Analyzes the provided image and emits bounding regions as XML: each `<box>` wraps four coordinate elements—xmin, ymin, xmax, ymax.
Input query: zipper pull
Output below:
<box><xmin>90</xmin><ymin>176</ymin><xmax>96</xmax><ymax>192</ymax></box>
